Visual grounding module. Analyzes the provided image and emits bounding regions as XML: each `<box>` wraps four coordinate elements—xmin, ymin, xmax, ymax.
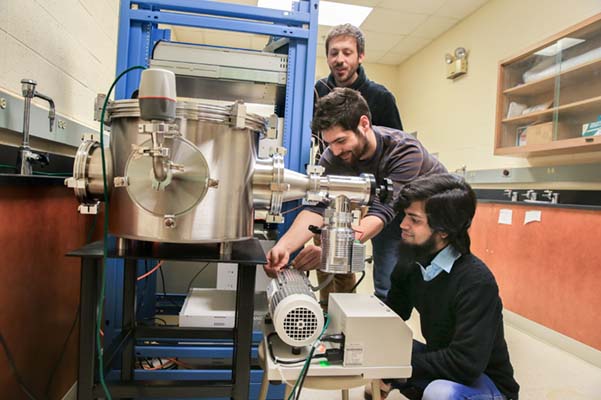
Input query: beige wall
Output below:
<box><xmin>395</xmin><ymin>0</ymin><xmax>601</xmax><ymax>173</ymax></box>
<box><xmin>4</xmin><ymin>0</ymin><xmax>600</xmax><ymax>175</ymax></box>
<box><xmin>0</xmin><ymin>0</ymin><xmax>119</xmax><ymax>128</ymax></box>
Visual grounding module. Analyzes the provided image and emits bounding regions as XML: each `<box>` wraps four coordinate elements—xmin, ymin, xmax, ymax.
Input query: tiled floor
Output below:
<box><xmin>297</xmin><ymin>262</ymin><xmax>601</xmax><ymax>400</ymax></box>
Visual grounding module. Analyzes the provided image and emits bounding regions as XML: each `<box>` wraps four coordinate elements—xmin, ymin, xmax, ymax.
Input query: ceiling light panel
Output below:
<box><xmin>257</xmin><ymin>0</ymin><xmax>372</xmax><ymax>26</ymax></box>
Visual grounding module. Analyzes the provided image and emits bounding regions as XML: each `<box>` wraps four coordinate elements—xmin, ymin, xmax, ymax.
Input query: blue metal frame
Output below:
<box><xmin>115</xmin><ymin>0</ymin><xmax>319</xmax><ymax>180</ymax></box>
<box><xmin>106</xmin><ymin>370</ymin><xmax>286</xmax><ymax>400</ymax></box>
<box><xmin>109</xmin><ymin>1</ymin><xmax>319</xmax><ymax>396</ymax></box>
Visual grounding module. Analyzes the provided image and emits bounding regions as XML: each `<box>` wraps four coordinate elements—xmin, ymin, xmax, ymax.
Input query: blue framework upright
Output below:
<box><xmin>106</xmin><ymin>1</ymin><xmax>320</xmax><ymax>397</ymax></box>
<box><xmin>115</xmin><ymin>0</ymin><xmax>319</xmax><ymax>183</ymax></box>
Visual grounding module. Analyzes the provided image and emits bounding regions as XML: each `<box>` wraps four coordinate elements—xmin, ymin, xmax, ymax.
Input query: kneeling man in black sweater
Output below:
<box><xmin>368</xmin><ymin>173</ymin><xmax>519</xmax><ymax>400</ymax></box>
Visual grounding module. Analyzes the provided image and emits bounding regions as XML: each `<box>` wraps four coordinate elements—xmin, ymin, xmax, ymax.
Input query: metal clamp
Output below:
<box><xmin>139</xmin><ymin>121</ymin><xmax>170</xmax><ymax>134</ymax></box>
<box><xmin>267</xmin><ymin>114</ymin><xmax>278</xmax><ymax>139</ymax></box>
<box><xmin>267</xmin><ymin>151</ymin><xmax>286</xmax><ymax>223</ymax></box>
<box><xmin>305</xmin><ymin>162</ymin><xmax>325</xmax><ymax>204</ymax></box>
<box><xmin>78</xmin><ymin>202</ymin><xmax>99</xmax><ymax>215</ymax></box>
<box><xmin>231</xmin><ymin>101</ymin><xmax>247</xmax><ymax>129</ymax></box>
<box><xmin>521</xmin><ymin>190</ymin><xmax>537</xmax><ymax>201</ymax></box>
<box><xmin>67</xmin><ymin>137</ymin><xmax>98</xmax><ymax>200</ymax></box>
<box><xmin>542</xmin><ymin>190</ymin><xmax>560</xmax><ymax>204</ymax></box>
<box><xmin>64</xmin><ymin>135</ymin><xmax>107</xmax><ymax>214</ymax></box>
<box><xmin>131</xmin><ymin>144</ymin><xmax>170</xmax><ymax>159</ymax></box>
<box><xmin>503</xmin><ymin>189</ymin><xmax>518</xmax><ymax>202</ymax></box>
<box><xmin>307</xmin><ymin>164</ymin><xmax>324</xmax><ymax>175</ymax></box>
<box><xmin>266</xmin><ymin>214</ymin><xmax>284</xmax><ymax>224</ymax></box>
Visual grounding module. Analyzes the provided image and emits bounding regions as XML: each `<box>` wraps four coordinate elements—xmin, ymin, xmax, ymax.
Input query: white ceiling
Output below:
<box><xmin>170</xmin><ymin>0</ymin><xmax>490</xmax><ymax>65</ymax></box>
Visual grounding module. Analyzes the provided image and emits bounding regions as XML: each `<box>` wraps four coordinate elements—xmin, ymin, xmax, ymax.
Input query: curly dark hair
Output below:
<box><xmin>395</xmin><ymin>174</ymin><xmax>477</xmax><ymax>254</ymax></box>
<box><xmin>325</xmin><ymin>23</ymin><xmax>365</xmax><ymax>55</ymax></box>
<box><xmin>311</xmin><ymin>87</ymin><xmax>371</xmax><ymax>134</ymax></box>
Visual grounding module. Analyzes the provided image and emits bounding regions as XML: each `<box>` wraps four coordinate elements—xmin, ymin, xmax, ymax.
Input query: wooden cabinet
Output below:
<box><xmin>495</xmin><ymin>13</ymin><xmax>601</xmax><ymax>156</ymax></box>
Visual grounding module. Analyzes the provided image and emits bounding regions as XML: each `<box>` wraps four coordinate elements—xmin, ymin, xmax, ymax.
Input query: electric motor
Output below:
<box><xmin>266</xmin><ymin>268</ymin><xmax>324</xmax><ymax>347</ymax></box>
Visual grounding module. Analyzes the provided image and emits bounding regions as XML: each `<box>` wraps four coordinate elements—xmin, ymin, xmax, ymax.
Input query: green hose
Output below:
<box><xmin>97</xmin><ymin>65</ymin><xmax>146</xmax><ymax>400</ymax></box>
<box><xmin>286</xmin><ymin>314</ymin><xmax>330</xmax><ymax>400</ymax></box>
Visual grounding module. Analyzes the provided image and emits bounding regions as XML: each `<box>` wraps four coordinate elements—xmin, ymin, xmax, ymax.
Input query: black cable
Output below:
<box><xmin>349</xmin><ymin>270</ymin><xmax>366</xmax><ymax>293</ymax></box>
<box><xmin>266</xmin><ymin>332</ymin><xmax>325</xmax><ymax>365</ymax></box>
<box><xmin>267</xmin><ymin>333</ymin><xmax>304</xmax><ymax>364</ymax></box>
<box><xmin>0</xmin><ymin>331</ymin><xmax>43</xmax><ymax>400</ymax></box>
<box><xmin>186</xmin><ymin>262</ymin><xmax>210</xmax><ymax>293</ymax></box>
<box><xmin>159</xmin><ymin>263</ymin><xmax>167</xmax><ymax>297</ymax></box>
<box><xmin>44</xmin><ymin>307</ymin><xmax>80</xmax><ymax>395</ymax></box>
<box><xmin>158</xmin><ymin>264</ymin><xmax>181</xmax><ymax>307</ymax></box>
<box><xmin>137</xmin><ymin>260</ymin><xmax>150</xmax><ymax>318</ymax></box>
<box><xmin>43</xmin><ymin>213</ymin><xmax>99</xmax><ymax>395</ymax></box>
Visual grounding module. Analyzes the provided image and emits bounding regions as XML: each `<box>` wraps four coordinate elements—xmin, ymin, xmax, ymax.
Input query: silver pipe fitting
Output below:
<box><xmin>18</xmin><ymin>79</ymin><xmax>55</xmax><ymax>175</ymax></box>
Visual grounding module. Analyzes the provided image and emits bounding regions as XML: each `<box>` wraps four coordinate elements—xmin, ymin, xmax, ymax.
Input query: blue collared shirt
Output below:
<box><xmin>417</xmin><ymin>245</ymin><xmax>462</xmax><ymax>282</ymax></box>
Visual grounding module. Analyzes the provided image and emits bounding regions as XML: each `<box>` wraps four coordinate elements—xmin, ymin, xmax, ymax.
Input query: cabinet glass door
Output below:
<box><xmin>555</xmin><ymin>20</ymin><xmax>601</xmax><ymax>143</ymax></box>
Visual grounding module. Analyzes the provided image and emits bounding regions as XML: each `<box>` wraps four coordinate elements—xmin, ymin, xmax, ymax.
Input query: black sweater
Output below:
<box><xmin>386</xmin><ymin>253</ymin><xmax>520</xmax><ymax>399</ymax></box>
<box><xmin>315</xmin><ymin>65</ymin><xmax>403</xmax><ymax>130</ymax></box>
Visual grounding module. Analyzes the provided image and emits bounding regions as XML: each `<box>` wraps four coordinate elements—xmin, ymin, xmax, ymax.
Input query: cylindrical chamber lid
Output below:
<box><xmin>107</xmin><ymin>99</ymin><xmax>268</xmax><ymax>136</ymax></box>
<box><xmin>125</xmin><ymin>136</ymin><xmax>210</xmax><ymax>217</ymax></box>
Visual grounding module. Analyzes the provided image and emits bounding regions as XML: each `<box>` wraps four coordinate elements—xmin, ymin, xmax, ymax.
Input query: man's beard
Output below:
<box><xmin>340</xmin><ymin>134</ymin><xmax>369</xmax><ymax>166</ymax></box>
<box><xmin>333</xmin><ymin>62</ymin><xmax>359</xmax><ymax>86</ymax></box>
<box><xmin>401</xmin><ymin>234</ymin><xmax>438</xmax><ymax>265</ymax></box>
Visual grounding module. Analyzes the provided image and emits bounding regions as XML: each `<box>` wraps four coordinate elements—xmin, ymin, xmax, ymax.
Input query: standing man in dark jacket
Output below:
<box><xmin>368</xmin><ymin>173</ymin><xmax>520</xmax><ymax>400</ymax></box>
<box><xmin>312</xmin><ymin>24</ymin><xmax>405</xmax><ymax>302</ymax></box>
<box><xmin>315</xmin><ymin>23</ymin><xmax>403</xmax><ymax>131</ymax></box>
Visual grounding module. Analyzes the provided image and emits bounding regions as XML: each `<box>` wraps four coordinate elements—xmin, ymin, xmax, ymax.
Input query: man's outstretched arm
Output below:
<box><xmin>264</xmin><ymin>210</ymin><xmax>324</xmax><ymax>277</ymax></box>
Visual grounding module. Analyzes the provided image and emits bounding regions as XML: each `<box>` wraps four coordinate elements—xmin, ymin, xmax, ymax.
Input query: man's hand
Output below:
<box><xmin>292</xmin><ymin>245</ymin><xmax>322</xmax><ymax>271</ymax></box>
<box><xmin>263</xmin><ymin>245</ymin><xmax>290</xmax><ymax>278</ymax></box>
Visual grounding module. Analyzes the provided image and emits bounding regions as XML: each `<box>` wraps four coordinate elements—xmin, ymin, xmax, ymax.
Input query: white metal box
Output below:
<box><xmin>328</xmin><ymin>293</ymin><xmax>413</xmax><ymax>378</ymax></box>
<box><xmin>179</xmin><ymin>288</ymin><xmax>268</xmax><ymax>329</ymax></box>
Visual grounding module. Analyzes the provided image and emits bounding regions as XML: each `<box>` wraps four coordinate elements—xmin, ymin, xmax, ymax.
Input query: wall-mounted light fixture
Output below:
<box><xmin>445</xmin><ymin>47</ymin><xmax>468</xmax><ymax>80</ymax></box>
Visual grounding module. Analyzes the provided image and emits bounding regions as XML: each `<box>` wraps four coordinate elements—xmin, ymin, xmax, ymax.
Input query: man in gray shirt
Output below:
<box><xmin>264</xmin><ymin>88</ymin><xmax>446</xmax><ymax>301</ymax></box>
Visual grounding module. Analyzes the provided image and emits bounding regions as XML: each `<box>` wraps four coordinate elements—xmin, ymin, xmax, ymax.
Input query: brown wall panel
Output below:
<box><xmin>471</xmin><ymin>203</ymin><xmax>601</xmax><ymax>350</ymax></box>
<box><xmin>0</xmin><ymin>185</ymin><xmax>98</xmax><ymax>399</ymax></box>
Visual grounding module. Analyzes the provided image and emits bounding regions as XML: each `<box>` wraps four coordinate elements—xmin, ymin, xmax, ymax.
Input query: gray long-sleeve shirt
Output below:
<box><xmin>307</xmin><ymin>126</ymin><xmax>447</xmax><ymax>225</ymax></box>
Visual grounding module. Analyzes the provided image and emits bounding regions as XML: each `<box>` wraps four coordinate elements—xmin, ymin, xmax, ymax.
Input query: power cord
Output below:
<box><xmin>309</xmin><ymin>273</ymin><xmax>334</xmax><ymax>292</ymax></box>
<box><xmin>0</xmin><ymin>331</ymin><xmax>43</xmax><ymax>400</ymax></box>
<box><xmin>158</xmin><ymin>263</ymin><xmax>182</xmax><ymax>308</ymax></box>
<box><xmin>44</xmin><ymin>211</ymin><xmax>98</xmax><ymax>395</ymax></box>
<box><xmin>349</xmin><ymin>270</ymin><xmax>366</xmax><ymax>293</ymax></box>
<box><xmin>348</xmin><ymin>256</ymin><xmax>373</xmax><ymax>293</ymax></box>
<box><xmin>43</xmin><ymin>307</ymin><xmax>80</xmax><ymax>396</ymax></box>
<box><xmin>186</xmin><ymin>262</ymin><xmax>210</xmax><ymax>293</ymax></box>
<box><xmin>266</xmin><ymin>332</ymin><xmax>326</xmax><ymax>365</ymax></box>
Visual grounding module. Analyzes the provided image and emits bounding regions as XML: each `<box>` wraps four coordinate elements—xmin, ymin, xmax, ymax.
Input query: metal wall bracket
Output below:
<box><xmin>463</xmin><ymin>163</ymin><xmax>601</xmax><ymax>184</ymax></box>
